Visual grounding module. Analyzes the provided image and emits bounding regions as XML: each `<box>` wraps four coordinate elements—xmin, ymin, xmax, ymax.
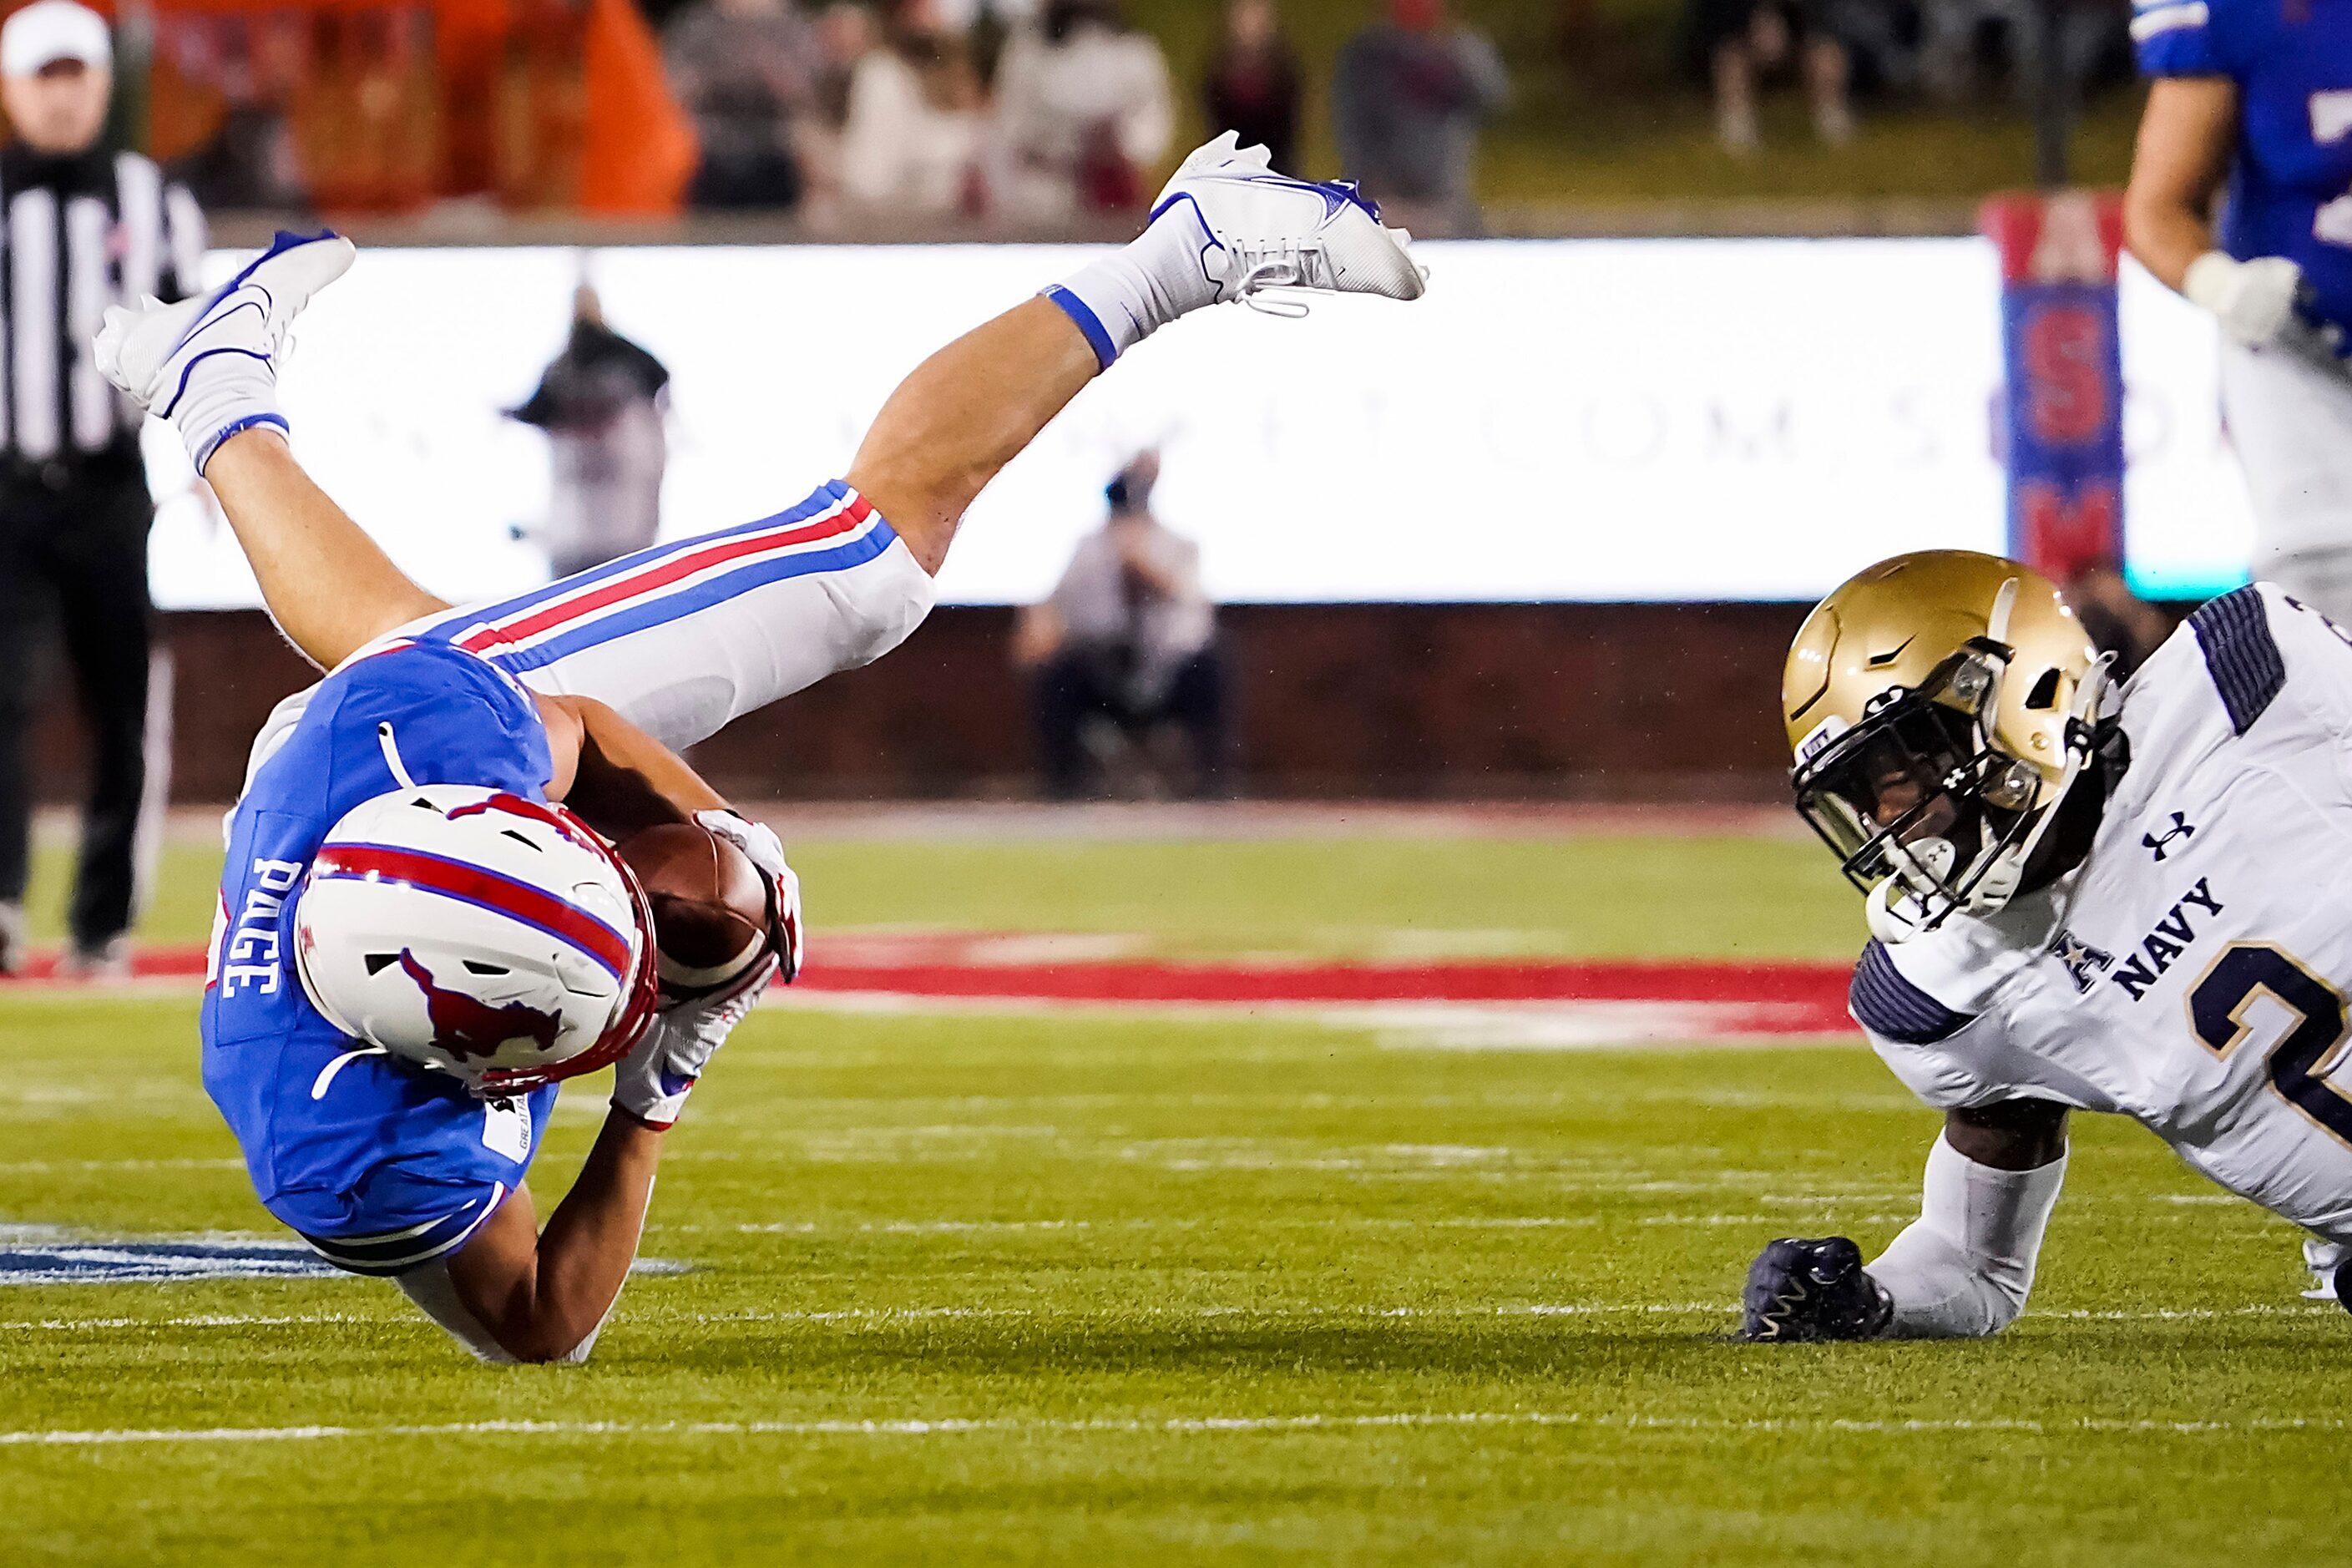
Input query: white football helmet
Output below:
<box><xmin>292</xmin><ymin>782</ymin><xmax>659</xmax><ymax>1096</ymax></box>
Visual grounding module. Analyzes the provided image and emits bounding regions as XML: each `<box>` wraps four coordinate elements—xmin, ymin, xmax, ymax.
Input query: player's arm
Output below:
<box><xmin>1740</xmin><ymin>1099</ymin><xmax>2070</xmax><ymax>1342</ymax></box>
<box><xmin>536</xmin><ymin>693</ymin><xmax>726</xmax><ymax>837</ymax></box>
<box><xmin>431</xmin><ymin>1111</ymin><xmax>665</xmax><ymax>1363</ymax></box>
<box><xmin>2123</xmin><ymin>76</ymin><xmax>2238</xmax><ymax>291</ymax></box>
<box><xmin>2123</xmin><ymin>76</ymin><xmax>2313</xmax><ymax>348</ymax></box>
<box><xmin>203</xmin><ymin>428</ymin><xmax>452</xmax><ymax>670</ymax></box>
<box><xmin>403</xmin><ymin>961</ymin><xmax>766</xmax><ymax>1366</ymax></box>
<box><xmin>539</xmin><ymin>693</ymin><xmax>805</xmax><ymax>981</ymax></box>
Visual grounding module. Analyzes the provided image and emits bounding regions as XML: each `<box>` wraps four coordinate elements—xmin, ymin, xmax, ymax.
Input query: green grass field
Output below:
<box><xmin>3</xmin><ymin>827</ymin><xmax>2341</xmax><ymax>1565</ymax></box>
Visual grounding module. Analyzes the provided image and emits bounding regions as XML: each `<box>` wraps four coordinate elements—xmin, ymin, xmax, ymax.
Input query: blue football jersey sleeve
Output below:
<box><xmin>2132</xmin><ymin>0</ymin><xmax>2228</xmax><ymax>76</ymax></box>
<box><xmin>2136</xmin><ymin>0</ymin><xmax>2352</xmax><ymax>336</ymax></box>
<box><xmin>203</xmin><ymin>640</ymin><xmax>562</xmax><ymax>1273</ymax></box>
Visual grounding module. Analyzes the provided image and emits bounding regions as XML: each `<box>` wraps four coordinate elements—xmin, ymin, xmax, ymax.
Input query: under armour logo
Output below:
<box><xmin>2143</xmin><ymin>812</ymin><xmax>2197</xmax><ymax>862</ymax></box>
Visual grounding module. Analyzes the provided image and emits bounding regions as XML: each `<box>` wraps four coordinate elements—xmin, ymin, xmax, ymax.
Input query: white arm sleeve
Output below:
<box><xmin>1867</xmin><ymin>1132</ymin><xmax>2067</xmax><ymax>1338</ymax></box>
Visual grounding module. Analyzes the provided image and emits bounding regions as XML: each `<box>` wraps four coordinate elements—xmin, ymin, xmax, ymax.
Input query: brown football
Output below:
<box><xmin>615</xmin><ymin>821</ymin><xmax>771</xmax><ymax>999</ymax></box>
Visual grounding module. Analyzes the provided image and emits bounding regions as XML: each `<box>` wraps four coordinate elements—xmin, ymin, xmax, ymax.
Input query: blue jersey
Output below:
<box><xmin>2137</xmin><ymin>0</ymin><xmax>2352</xmax><ymax>335</ymax></box>
<box><xmin>201</xmin><ymin>640</ymin><xmax>559</xmax><ymax>1276</ymax></box>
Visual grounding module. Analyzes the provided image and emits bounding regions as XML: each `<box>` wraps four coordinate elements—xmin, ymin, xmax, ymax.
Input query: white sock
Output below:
<box><xmin>1043</xmin><ymin>203</ymin><xmax>1227</xmax><ymax>370</ymax></box>
<box><xmin>171</xmin><ymin>360</ymin><xmax>287</xmax><ymax>475</ymax></box>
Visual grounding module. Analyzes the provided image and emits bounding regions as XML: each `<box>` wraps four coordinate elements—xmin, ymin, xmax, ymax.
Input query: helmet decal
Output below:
<box><xmin>446</xmin><ymin>792</ymin><xmax>607</xmax><ymax>853</ymax></box>
<box><xmin>295</xmin><ymin>783</ymin><xmax>661</xmax><ymax>1097</ymax></box>
<box><xmin>311</xmin><ymin>842</ymin><xmax>633</xmax><ymax>979</ymax></box>
<box><xmin>396</xmin><ymin>950</ymin><xmax>567</xmax><ymax>1060</ymax></box>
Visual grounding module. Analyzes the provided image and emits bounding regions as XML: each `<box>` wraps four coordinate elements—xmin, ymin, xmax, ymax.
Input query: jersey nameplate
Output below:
<box><xmin>220</xmin><ymin>857</ymin><xmax>305</xmax><ymax>998</ymax></box>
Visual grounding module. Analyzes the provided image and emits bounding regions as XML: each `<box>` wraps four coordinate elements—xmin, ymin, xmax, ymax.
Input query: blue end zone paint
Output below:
<box><xmin>0</xmin><ymin>1232</ymin><xmax>339</xmax><ymax>1285</ymax></box>
<box><xmin>0</xmin><ymin>1228</ymin><xmax>695</xmax><ymax>1287</ymax></box>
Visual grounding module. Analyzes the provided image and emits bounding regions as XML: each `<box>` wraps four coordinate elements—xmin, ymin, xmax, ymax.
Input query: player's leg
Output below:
<box><xmin>202</xmin><ymin>432</ymin><xmax>450</xmax><ymax>669</ymax></box>
<box><xmin>844</xmin><ymin>298</ymin><xmax>1100</xmax><ymax>574</ymax></box>
<box><xmin>96</xmin><ymin>232</ymin><xmax>448</xmax><ymax>672</ymax></box>
<box><xmin>2219</xmin><ymin>341</ymin><xmax>2352</xmax><ymax>625</ymax></box>
<box><xmin>0</xmin><ymin>514</ymin><xmax>44</xmax><ymax>969</ymax></box>
<box><xmin>51</xmin><ymin>478</ymin><xmax>154</xmax><ymax>959</ymax></box>
<box><xmin>463</xmin><ymin>135</ymin><xmax>1423</xmax><ymax>751</ymax></box>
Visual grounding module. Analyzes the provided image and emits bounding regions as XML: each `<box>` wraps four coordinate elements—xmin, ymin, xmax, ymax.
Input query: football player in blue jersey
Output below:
<box><xmin>94</xmin><ymin>137</ymin><xmax>1424</xmax><ymax>1363</ymax></box>
<box><xmin>2125</xmin><ymin>0</ymin><xmax>2352</xmax><ymax>619</ymax></box>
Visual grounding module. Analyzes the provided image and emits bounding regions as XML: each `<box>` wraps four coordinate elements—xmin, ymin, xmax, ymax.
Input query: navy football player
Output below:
<box><xmin>1743</xmin><ymin>553</ymin><xmax>2352</xmax><ymax>1341</ymax></box>
<box><xmin>97</xmin><ymin>139</ymin><xmax>1423</xmax><ymax>1363</ymax></box>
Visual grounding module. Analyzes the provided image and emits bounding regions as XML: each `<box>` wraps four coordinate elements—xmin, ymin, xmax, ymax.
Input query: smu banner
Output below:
<box><xmin>1982</xmin><ymin>192</ymin><xmax>2129</xmax><ymax>583</ymax></box>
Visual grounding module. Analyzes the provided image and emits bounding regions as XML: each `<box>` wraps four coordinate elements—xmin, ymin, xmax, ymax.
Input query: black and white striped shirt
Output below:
<box><xmin>0</xmin><ymin>143</ymin><xmax>201</xmax><ymax>469</ymax></box>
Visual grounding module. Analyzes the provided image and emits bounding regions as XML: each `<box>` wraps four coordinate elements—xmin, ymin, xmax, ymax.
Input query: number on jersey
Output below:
<box><xmin>2188</xmin><ymin>943</ymin><xmax>2352</xmax><ymax>1146</ymax></box>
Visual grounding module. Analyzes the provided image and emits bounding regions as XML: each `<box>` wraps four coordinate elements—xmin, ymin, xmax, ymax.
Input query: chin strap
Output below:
<box><xmin>377</xmin><ymin>722</ymin><xmax>421</xmax><ymax>797</ymax></box>
<box><xmin>1960</xmin><ymin>652</ymin><xmax>2117</xmax><ymax>919</ymax></box>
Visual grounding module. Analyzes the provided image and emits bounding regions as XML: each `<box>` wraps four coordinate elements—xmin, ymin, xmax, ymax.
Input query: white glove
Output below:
<box><xmin>2183</xmin><ymin>251</ymin><xmax>2305</xmax><ymax>348</ymax></box>
<box><xmin>693</xmin><ymin>808</ymin><xmax>803</xmax><ymax>983</ymax></box>
<box><xmin>611</xmin><ymin>961</ymin><xmax>773</xmax><ymax>1130</ymax></box>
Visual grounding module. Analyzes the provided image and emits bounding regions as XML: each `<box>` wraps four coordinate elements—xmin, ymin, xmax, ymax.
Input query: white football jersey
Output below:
<box><xmin>1859</xmin><ymin>584</ymin><xmax>2352</xmax><ymax>1243</ymax></box>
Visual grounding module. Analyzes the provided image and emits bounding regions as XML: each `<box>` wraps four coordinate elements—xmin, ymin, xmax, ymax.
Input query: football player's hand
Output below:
<box><xmin>2183</xmin><ymin>252</ymin><xmax>2306</xmax><ymax>348</ymax></box>
<box><xmin>694</xmin><ymin>808</ymin><xmax>803</xmax><ymax>983</ymax></box>
<box><xmin>611</xmin><ymin>960</ymin><xmax>772</xmax><ymax>1130</ymax></box>
<box><xmin>1739</xmin><ymin>1237</ymin><xmax>1894</xmax><ymax>1343</ymax></box>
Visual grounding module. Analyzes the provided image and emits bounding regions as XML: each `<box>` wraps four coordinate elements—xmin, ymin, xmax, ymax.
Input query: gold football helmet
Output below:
<box><xmin>1783</xmin><ymin>550</ymin><xmax>2113</xmax><ymax>940</ymax></box>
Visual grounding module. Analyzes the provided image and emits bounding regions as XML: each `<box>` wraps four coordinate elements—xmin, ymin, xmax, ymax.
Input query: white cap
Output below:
<box><xmin>2</xmin><ymin>1</ymin><xmax>111</xmax><ymax>79</ymax></box>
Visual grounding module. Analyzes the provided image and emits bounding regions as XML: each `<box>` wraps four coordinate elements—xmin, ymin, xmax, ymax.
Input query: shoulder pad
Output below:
<box><xmin>1850</xmin><ymin>938</ymin><xmax>1973</xmax><ymax>1045</ymax></box>
<box><xmin>2188</xmin><ymin>585</ymin><xmax>2284</xmax><ymax>736</ymax></box>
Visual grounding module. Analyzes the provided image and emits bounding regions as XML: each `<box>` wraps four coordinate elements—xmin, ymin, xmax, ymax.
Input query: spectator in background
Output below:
<box><xmin>171</xmin><ymin>13</ymin><xmax>310</xmax><ymax>210</ymax></box>
<box><xmin>1692</xmin><ymin>0</ymin><xmax>1853</xmax><ymax>153</ymax></box>
<box><xmin>1332</xmin><ymin>0</ymin><xmax>1508</xmax><ymax>234</ymax></box>
<box><xmin>664</xmin><ymin>0</ymin><xmax>817</xmax><ymax>211</ymax></box>
<box><xmin>506</xmin><ymin>286</ymin><xmax>671</xmax><ymax>580</ymax></box>
<box><xmin>1017</xmin><ymin>454</ymin><xmax>1230</xmax><ymax>800</ymax></box>
<box><xmin>839</xmin><ymin>0</ymin><xmax>989</xmax><ymax>220</ymax></box>
<box><xmin>1917</xmin><ymin>0</ymin><xmax>2122</xmax><ymax>106</ymax></box>
<box><xmin>1202</xmin><ymin>0</ymin><xmax>1302</xmax><ymax>174</ymax></box>
<box><xmin>994</xmin><ymin>0</ymin><xmax>1174</xmax><ymax>222</ymax></box>
<box><xmin>792</xmin><ymin>2</ymin><xmax>878</xmax><ymax>212</ymax></box>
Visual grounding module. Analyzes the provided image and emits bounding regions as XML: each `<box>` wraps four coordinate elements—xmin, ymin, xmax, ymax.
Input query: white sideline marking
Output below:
<box><xmin>8</xmin><ymin>1407</ymin><xmax>2350</xmax><ymax>1449</ymax></box>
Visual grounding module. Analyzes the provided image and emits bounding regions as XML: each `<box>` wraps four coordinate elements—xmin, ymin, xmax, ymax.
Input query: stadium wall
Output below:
<box><xmin>29</xmin><ymin>604</ymin><xmax>1808</xmax><ymax>805</ymax></box>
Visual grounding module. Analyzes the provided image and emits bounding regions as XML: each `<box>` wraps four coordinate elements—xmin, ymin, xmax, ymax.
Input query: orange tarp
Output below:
<box><xmin>39</xmin><ymin>0</ymin><xmax>695</xmax><ymax>214</ymax></box>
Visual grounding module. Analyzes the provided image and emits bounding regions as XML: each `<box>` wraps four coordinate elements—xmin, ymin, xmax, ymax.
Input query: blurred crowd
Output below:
<box><xmin>1689</xmin><ymin>0</ymin><xmax>2135</xmax><ymax>154</ymax></box>
<box><xmin>117</xmin><ymin>0</ymin><xmax>2147</xmax><ymax>222</ymax></box>
<box><xmin>655</xmin><ymin>0</ymin><xmax>1502</xmax><ymax>231</ymax></box>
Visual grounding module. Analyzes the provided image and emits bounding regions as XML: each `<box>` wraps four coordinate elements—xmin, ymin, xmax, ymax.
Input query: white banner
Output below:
<box><xmin>146</xmin><ymin>239</ymin><xmax>2251</xmax><ymax>610</ymax></box>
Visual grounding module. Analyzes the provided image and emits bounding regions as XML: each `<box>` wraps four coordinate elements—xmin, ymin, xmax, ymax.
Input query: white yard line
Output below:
<box><xmin>8</xmin><ymin>1301</ymin><xmax>2335</xmax><ymax>1334</ymax></box>
<box><xmin>6</xmin><ymin>1406</ymin><xmax>2347</xmax><ymax>1449</ymax></box>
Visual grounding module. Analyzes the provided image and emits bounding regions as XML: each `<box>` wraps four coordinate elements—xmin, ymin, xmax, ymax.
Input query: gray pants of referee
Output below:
<box><xmin>0</xmin><ymin>462</ymin><xmax>154</xmax><ymax>952</ymax></box>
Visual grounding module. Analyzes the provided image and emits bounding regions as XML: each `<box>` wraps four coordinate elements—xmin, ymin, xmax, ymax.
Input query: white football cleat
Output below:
<box><xmin>1151</xmin><ymin>131</ymin><xmax>1425</xmax><ymax>310</ymax></box>
<box><xmin>96</xmin><ymin>228</ymin><xmax>356</xmax><ymax>472</ymax></box>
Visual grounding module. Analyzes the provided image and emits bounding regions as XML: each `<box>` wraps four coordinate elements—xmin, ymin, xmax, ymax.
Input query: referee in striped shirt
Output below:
<box><xmin>0</xmin><ymin>0</ymin><xmax>202</xmax><ymax>977</ymax></box>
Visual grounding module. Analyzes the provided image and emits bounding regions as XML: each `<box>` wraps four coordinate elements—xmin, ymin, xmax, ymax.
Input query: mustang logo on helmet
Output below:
<box><xmin>292</xmin><ymin>781</ymin><xmax>660</xmax><ymax>1095</ymax></box>
<box><xmin>397</xmin><ymin>951</ymin><xmax>565</xmax><ymax>1060</ymax></box>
